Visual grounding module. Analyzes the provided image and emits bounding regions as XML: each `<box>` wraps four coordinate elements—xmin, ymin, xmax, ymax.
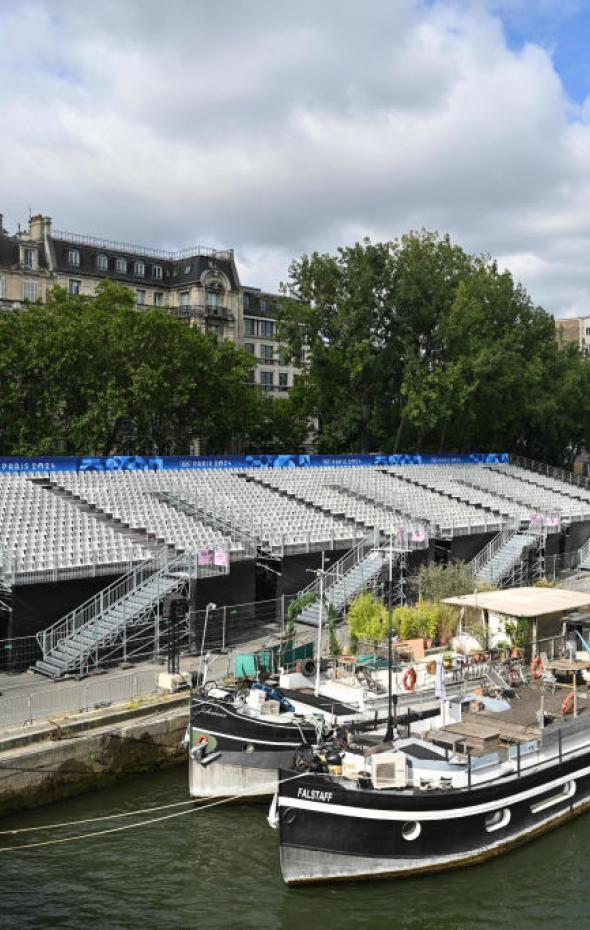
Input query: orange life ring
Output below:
<box><xmin>562</xmin><ymin>692</ymin><xmax>575</xmax><ymax>716</ymax></box>
<box><xmin>197</xmin><ymin>735</ymin><xmax>209</xmax><ymax>746</ymax></box>
<box><xmin>531</xmin><ymin>657</ymin><xmax>543</xmax><ymax>680</ymax></box>
<box><xmin>402</xmin><ymin>667</ymin><xmax>417</xmax><ymax>692</ymax></box>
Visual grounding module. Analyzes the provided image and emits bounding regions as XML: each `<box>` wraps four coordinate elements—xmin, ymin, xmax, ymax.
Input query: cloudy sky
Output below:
<box><xmin>1</xmin><ymin>0</ymin><xmax>590</xmax><ymax>317</ymax></box>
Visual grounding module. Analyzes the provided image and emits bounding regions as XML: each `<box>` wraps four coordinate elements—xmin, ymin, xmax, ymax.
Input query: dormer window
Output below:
<box><xmin>96</xmin><ymin>254</ymin><xmax>108</xmax><ymax>271</ymax></box>
<box><xmin>67</xmin><ymin>249</ymin><xmax>80</xmax><ymax>266</ymax></box>
<box><xmin>134</xmin><ymin>261</ymin><xmax>145</xmax><ymax>276</ymax></box>
<box><xmin>115</xmin><ymin>257</ymin><xmax>127</xmax><ymax>273</ymax></box>
<box><xmin>152</xmin><ymin>265</ymin><xmax>162</xmax><ymax>280</ymax></box>
<box><xmin>24</xmin><ymin>247</ymin><xmax>36</xmax><ymax>269</ymax></box>
<box><xmin>184</xmin><ymin>264</ymin><xmax>192</xmax><ymax>274</ymax></box>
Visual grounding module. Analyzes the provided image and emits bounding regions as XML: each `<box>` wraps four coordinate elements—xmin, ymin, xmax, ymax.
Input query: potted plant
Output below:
<box><xmin>442</xmin><ymin>650</ymin><xmax>454</xmax><ymax>669</ymax></box>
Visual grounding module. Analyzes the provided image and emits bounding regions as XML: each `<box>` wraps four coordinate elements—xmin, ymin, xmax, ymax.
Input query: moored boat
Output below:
<box><xmin>272</xmin><ymin>679</ymin><xmax>590</xmax><ymax>883</ymax></box>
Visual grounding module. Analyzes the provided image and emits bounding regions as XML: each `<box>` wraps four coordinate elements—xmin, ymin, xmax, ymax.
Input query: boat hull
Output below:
<box><xmin>277</xmin><ymin>752</ymin><xmax>590</xmax><ymax>884</ymax></box>
<box><xmin>190</xmin><ymin>749</ymin><xmax>294</xmax><ymax>800</ymax></box>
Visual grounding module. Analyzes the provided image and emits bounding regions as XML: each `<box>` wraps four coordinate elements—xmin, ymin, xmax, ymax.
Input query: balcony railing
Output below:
<box><xmin>170</xmin><ymin>304</ymin><xmax>234</xmax><ymax>323</ymax></box>
<box><xmin>52</xmin><ymin>230</ymin><xmax>233</xmax><ymax>262</ymax></box>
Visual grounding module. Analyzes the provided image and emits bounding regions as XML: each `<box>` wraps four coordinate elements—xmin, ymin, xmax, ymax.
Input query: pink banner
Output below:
<box><xmin>197</xmin><ymin>549</ymin><xmax>212</xmax><ymax>566</ymax></box>
<box><xmin>214</xmin><ymin>549</ymin><xmax>229</xmax><ymax>567</ymax></box>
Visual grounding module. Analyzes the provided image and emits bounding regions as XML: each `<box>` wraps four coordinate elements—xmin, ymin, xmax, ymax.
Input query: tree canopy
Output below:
<box><xmin>279</xmin><ymin>231</ymin><xmax>590</xmax><ymax>465</ymax></box>
<box><xmin>0</xmin><ymin>282</ymin><xmax>307</xmax><ymax>456</ymax></box>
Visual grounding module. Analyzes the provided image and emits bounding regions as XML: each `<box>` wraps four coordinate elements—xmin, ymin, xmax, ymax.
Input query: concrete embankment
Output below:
<box><xmin>0</xmin><ymin>692</ymin><xmax>189</xmax><ymax>817</ymax></box>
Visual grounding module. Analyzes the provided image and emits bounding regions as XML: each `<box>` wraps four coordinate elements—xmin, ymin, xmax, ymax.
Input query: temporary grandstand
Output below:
<box><xmin>1</xmin><ymin>453</ymin><xmax>590</xmax><ymax>677</ymax></box>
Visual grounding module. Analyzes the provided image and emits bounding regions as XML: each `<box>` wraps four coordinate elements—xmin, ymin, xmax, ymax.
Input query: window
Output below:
<box><xmin>67</xmin><ymin>249</ymin><xmax>80</xmax><ymax>266</ymax></box>
<box><xmin>261</xmin><ymin>344</ymin><xmax>274</xmax><ymax>362</ymax></box>
<box><xmin>484</xmin><ymin>809</ymin><xmax>510</xmax><ymax>833</ymax></box>
<box><xmin>152</xmin><ymin>265</ymin><xmax>163</xmax><ymax>280</ymax></box>
<box><xmin>184</xmin><ymin>264</ymin><xmax>192</xmax><ymax>274</ymax></box>
<box><xmin>180</xmin><ymin>292</ymin><xmax>190</xmax><ymax>307</ymax></box>
<box><xmin>401</xmin><ymin>821</ymin><xmax>421</xmax><ymax>841</ymax></box>
<box><xmin>279</xmin><ymin>372</ymin><xmax>288</xmax><ymax>388</ymax></box>
<box><xmin>244</xmin><ymin>318</ymin><xmax>256</xmax><ymax>337</ymax></box>
<box><xmin>115</xmin><ymin>257</ymin><xmax>127</xmax><ymax>273</ymax></box>
<box><xmin>0</xmin><ymin>275</ymin><xmax>6</xmax><ymax>298</ymax></box>
<box><xmin>260</xmin><ymin>320</ymin><xmax>274</xmax><ymax>338</ymax></box>
<box><xmin>136</xmin><ymin>289</ymin><xmax>145</xmax><ymax>305</ymax></box>
<box><xmin>134</xmin><ymin>261</ymin><xmax>145</xmax><ymax>276</ymax></box>
<box><xmin>278</xmin><ymin>351</ymin><xmax>287</xmax><ymax>366</ymax></box>
<box><xmin>260</xmin><ymin>370</ymin><xmax>274</xmax><ymax>389</ymax></box>
<box><xmin>207</xmin><ymin>290</ymin><xmax>220</xmax><ymax>309</ymax></box>
<box><xmin>243</xmin><ymin>343</ymin><xmax>255</xmax><ymax>354</ymax></box>
<box><xmin>23</xmin><ymin>280</ymin><xmax>37</xmax><ymax>302</ymax></box>
<box><xmin>96</xmin><ymin>254</ymin><xmax>108</xmax><ymax>271</ymax></box>
<box><xmin>260</xmin><ymin>298</ymin><xmax>267</xmax><ymax>312</ymax></box>
<box><xmin>586</xmin><ymin>327</ymin><xmax>590</xmax><ymax>336</ymax></box>
<box><xmin>69</xmin><ymin>280</ymin><xmax>81</xmax><ymax>296</ymax></box>
<box><xmin>530</xmin><ymin>782</ymin><xmax>575</xmax><ymax>814</ymax></box>
<box><xmin>153</xmin><ymin>292</ymin><xmax>163</xmax><ymax>306</ymax></box>
<box><xmin>243</xmin><ymin>293</ymin><xmax>251</xmax><ymax>310</ymax></box>
<box><xmin>24</xmin><ymin>247</ymin><xmax>35</xmax><ymax>268</ymax></box>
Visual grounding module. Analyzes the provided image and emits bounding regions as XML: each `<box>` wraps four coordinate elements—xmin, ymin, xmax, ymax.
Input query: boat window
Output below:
<box><xmin>401</xmin><ymin>821</ymin><xmax>421</xmax><ymax>841</ymax></box>
<box><xmin>530</xmin><ymin>781</ymin><xmax>575</xmax><ymax>815</ymax></box>
<box><xmin>484</xmin><ymin>809</ymin><xmax>510</xmax><ymax>832</ymax></box>
<box><xmin>243</xmin><ymin>743</ymin><xmax>255</xmax><ymax>753</ymax></box>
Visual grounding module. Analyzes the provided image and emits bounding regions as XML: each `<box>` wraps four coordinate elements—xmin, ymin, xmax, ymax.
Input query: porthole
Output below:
<box><xmin>485</xmin><ymin>808</ymin><xmax>511</xmax><ymax>832</ymax></box>
<box><xmin>282</xmin><ymin>807</ymin><xmax>297</xmax><ymax>825</ymax></box>
<box><xmin>244</xmin><ymin>743</ymin><xmax>255</xmax><ymax>753</ymax></box>
<box><xmin>531</xmin><ymin>781</ymin><xmax>576</xmax><ymax>814</ymax></box>
<box><xmin>401</xmin><ymin>821</ymin><xmax>421</xmax><ymax>841</ymax></box>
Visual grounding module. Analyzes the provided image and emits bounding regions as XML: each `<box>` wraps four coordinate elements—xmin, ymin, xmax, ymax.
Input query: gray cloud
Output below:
<box><xmin>1</xmin><ymin>0</ymin><xmax>589</xmax><ymax>315</ymax></box>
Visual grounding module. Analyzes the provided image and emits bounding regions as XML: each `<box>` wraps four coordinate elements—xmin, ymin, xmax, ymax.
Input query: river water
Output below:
<box><xmin>1</xmin><ymin>764</ymin><xmax>589</xmax><ymax>930</ymax></box>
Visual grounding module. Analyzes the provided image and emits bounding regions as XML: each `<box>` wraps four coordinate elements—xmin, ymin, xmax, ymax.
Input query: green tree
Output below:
<box><xmin>0</xmin><ymin>281</ymin><xmax>301</xmax><ymax>456</ymax></box>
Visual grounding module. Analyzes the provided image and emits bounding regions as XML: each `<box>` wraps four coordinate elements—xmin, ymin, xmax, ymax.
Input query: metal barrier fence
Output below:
<box><xmin>0</xmin><ymin>668</ymin><xmax>160</xmax><ymax>730</ymax></box>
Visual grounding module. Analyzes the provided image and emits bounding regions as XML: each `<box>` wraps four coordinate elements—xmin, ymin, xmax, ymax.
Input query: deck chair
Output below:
<box><xmin>486</xmin><ymin>668</ymin><xmax>517</xmax><ymax>700</ymax></box>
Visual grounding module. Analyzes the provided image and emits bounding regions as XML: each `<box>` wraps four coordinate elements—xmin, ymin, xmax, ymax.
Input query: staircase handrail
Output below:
<box><xmin>577</xmin><ymin>536</ymin><xmax>590</xmax><ymax>569</ymax></box>
<box><xmin>299</xmin><ymin>530</ymin><xmax>381</xmax><ymax>598</ymax></box>
<box><xmin>154</xmin><ymin>490</ymin><xmax>260</xmax><ymax>558</ymax></box>
<box><xmin>37</xmin><ymin>547</ymin><xmax>182</xmax><ymax>657</ymax></box>
<box><xmin>467</xmin><ymin>526</ymin><xmax>518</xmax><ymax>577</ymax></box>
<box><xmin>510</xmin><ymin>454</ymin><xmax>590</xmax><ymax>492</ymax></box>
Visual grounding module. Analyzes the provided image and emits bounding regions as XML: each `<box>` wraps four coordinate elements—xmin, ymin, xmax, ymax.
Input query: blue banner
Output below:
<box><xmin>0</xmin><ymin>452</ymin><xmax>509</xmax><ymax>474</ymax></box>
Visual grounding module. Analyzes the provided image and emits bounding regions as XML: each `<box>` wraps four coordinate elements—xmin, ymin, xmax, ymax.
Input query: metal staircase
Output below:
<box><xmin>34</xmin><ymin>548</ymin><xmax>228</xmax><ymax>678</ymax></box>
<box><xmin>469</xmin><ymin>528</ymin><xmax>537</xmax><ymax>587</ymax></box>
<box><xmin>295</xmin><ymin>537</ymin><xmax>388</xmax><ymax>627</ymax></box>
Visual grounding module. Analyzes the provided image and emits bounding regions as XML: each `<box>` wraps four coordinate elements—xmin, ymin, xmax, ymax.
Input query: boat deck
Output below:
<box><xmin>429</xmin><ymin>682</ymin><xmax>590</xmax><ymax>755</ymax></box>
<box><xmin>279</xmin><ymin>688</ymin><xmax>359</xmax><ymax>718</ymax></box>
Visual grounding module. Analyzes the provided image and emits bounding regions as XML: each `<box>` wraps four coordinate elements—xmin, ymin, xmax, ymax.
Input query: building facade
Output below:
<box><xmin>0</xmin><ymin>213</ymin><xmax>298</xmax><ymax>396</ymax></box>
<box><xmin>555</xmin><ymin>316</ymin><xmax>590</xmax><ymax>356</ymax></box>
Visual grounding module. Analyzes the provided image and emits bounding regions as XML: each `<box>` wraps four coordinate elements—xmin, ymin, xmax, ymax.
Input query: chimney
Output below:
<box><xmin>29</xmin><ymin>214</ymin><xmax>52</xmax><ymax>241</ymax></box>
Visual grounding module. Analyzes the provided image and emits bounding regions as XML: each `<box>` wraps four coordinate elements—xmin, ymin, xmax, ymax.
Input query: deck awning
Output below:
<box><xmin>441</xmin><ymin>586</ymin><xmax>590</xmax><ymax>618</ymax></box>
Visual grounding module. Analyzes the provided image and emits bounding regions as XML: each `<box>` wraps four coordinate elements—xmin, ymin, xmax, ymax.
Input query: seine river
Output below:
<box><xmin>1</xmin><ymin>764</ymin><xmax>589</xmax><ymax>930</ymax></box>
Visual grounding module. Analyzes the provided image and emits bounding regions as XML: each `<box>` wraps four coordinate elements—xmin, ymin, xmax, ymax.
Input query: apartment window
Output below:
<box><xmin>260</xmin><ymin>298</ymin><xmax>267</xmax><ymax>312</ymax></box>
<box><xmin>22</xmin><ymin>280</ymin><xmax>38</xmax><ymax>302</ymax></box>
<box><xmin>180</xmin><ymin>292</ymin><xmax>190</xmax><ymax>307</ymax></box>
<box><xmin>24</xmin><ymin>247</ymin><xmax>36</xmax><ymax>268</ymax></box>
<box><xmin>243</xmin><ymin>293</ymin><xmax>251</xmax><ymax>310</ymax></box>
<box><xmin>244</xmin><ymin>318</ymin><xmax>256</xmax><ymax>337</ymax></box>
<box><xmin>96</xmin><ymin>254</ymin><xmax>108</xmax><ymax>271</ymax></box>
<box><xmin>586</xmin><ymin>327</ymin><xmax>590</xmax><ymax>336</ymax></box>
<box><xmin>277</xmin><ymin>350</ymin><xmax>287</xmax><ymax>366</ymax></box>
<box><xmin>260</xmin><ymin>371</ymin><xmax>274</xmax><ymax>389</ymax></box>
<box><xmin>115</xmin><ymin>257</ymin><xmax>127</xmax><ymax>273</ymax></box>
<box><xmin>207</xmin><ymin>290</ymin><xmax>220</xmax><ymax>309</ymax></box>
<box><xmin>260</xmin><ymin>320</ymin><xmax>274</xmax><ymax>338</ymax></box>
<box><xmin>67</xmin><ymin>249</ymin><xmax>80</xmax><ymax>266</ymax></box>
<box><xmin>184</xmin><ymin>264</ymin><xmax>192</xmax><ymax>274</ymax></box>
<box><xmin>152</xmin><ymin>265</ymin><xmax>163</xmax><ymax>280</ymax></box>
<box><xmin>243</xmin><ymin>342</ymin><xmax>255</xmax><ymax>354</ymax></box>
<box><xmin>134</xmin><ymin>261</ymin><xmax>145</xmax><ymax>277</ymax></box>
<box><xmin>69</xmin><ymin>279</ymin><xmax>81</xmax><ymax>296</ymax></box>
<box><xmin>153</xmin><ymin>292</ymin><xmax>163</xmax><ymax>306</ymax></box>
<box><xmin>0</xmin><ymin>275</ymin><xmax>6</xmax><ymax>298</ymax></box>
<box><xmin>279</xmin><ymin>372</ymin><xmax>288</xmax><ymax>388</ymax></box>
<box><xmin>136</xmin><ymin>289</ymin><xmax>145</xmax><ymax>305</ymax></box>
<box><xmin>260</xmin><ymin>344</ymin><xmax>274</xmax><ymax>362</ymax></box>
